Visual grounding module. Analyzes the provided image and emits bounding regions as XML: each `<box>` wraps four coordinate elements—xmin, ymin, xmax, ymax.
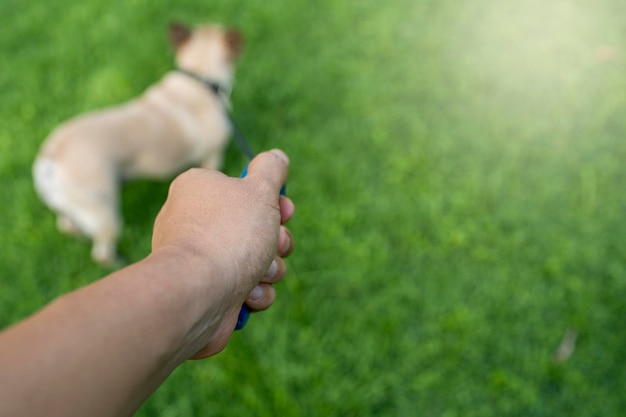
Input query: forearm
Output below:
<box><xmin>0</xmin><ymin>249</ymin><xmax>220</xmax><ymax>417</ymax></box>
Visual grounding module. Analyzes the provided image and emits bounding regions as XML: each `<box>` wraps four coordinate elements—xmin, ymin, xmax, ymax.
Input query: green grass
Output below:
<box><xmin>2</xmin><ymin>0</ymin><xmax>626</xmax><ymax>415</ymax></box>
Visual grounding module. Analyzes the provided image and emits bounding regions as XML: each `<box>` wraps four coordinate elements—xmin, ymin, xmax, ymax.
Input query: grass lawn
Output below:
<box><xmin>2</xmin><ymin>0</ymin><xmax>626</xmax><ymax>415</ymax></box>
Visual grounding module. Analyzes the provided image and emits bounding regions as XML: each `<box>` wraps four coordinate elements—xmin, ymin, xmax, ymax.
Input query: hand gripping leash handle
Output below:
<box><xmin>235</xmin><ymin>163</ymin><xmax>286</xmax><ymax>330</ymax></box>
<box><xmin>174</xmin><ymin>68</ymin><xmax>287</xmax><ymax>330</ymax></box>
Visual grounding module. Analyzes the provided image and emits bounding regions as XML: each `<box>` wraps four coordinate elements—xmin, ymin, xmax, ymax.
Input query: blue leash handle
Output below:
<box><xmin>235</xmin><ymin>163</ymin><xmax>286</xmax><ymax>330</ymax></box>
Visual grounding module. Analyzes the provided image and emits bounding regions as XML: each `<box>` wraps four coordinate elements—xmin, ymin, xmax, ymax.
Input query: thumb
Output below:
<box><xmin>245</xmin><ymin>149</ymin><xmax>289</xmax><ymax>193</ymax></box>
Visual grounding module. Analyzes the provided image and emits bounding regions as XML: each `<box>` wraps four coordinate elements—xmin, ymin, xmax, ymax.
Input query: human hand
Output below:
<box><xmin>151</xmin><ymin>149</ymin><xmax>295</xmax><ymax>358</ymax></box>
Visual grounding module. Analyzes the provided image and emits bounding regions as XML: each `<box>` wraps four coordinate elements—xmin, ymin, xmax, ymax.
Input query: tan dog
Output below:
<box><xmin>33</xmin><ymin>23</ymin><xmax>243</xmax><ymax>266</ymax></box>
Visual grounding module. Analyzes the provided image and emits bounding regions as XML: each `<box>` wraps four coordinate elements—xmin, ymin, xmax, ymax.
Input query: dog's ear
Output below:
<box><xmin>225</xmin><ymin>29</ymin><xmax>244</xmax><ymax>59</ymax></box>
<box><xmin>169</xmin><ymin>22</ymin><xmax>192</xmax><ymax>50</ymax></box>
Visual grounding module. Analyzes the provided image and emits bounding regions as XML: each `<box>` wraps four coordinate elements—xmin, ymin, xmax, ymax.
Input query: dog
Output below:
<box><xmin>33</xmin><ymin>22</ymin><xmax>243</xmax><ymax>266</ymax></box>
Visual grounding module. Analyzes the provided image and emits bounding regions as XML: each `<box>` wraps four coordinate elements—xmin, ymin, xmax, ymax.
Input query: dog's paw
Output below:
<box><xmin>91</xmin><ymin>243</ymin><xmax>126</xmax><ymax>269</ymax></box>
<box><xmin>56</xmin><ymin>215</ymin><xmax>85</xmax><ymax>237</ymax></box>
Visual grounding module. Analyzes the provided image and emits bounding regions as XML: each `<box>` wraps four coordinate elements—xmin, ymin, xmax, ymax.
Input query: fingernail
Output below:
<box><xmin>249</xmin><ymin>285</ymin><xmax>264</xmax><ymax>301</ymax></box>
<box><xmin>270</xmin><ymin>149</ymin><xmax>289</xmax><ymax>165</ymax></box>
<box><xmin>265</xmin><ymin>260</ymin><xmax>278</xmax><ymax>278</ymax></box>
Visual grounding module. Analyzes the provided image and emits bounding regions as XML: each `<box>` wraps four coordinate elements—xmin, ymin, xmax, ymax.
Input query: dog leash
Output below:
<box><xmin>176</xmin><ymin>68</ymin><xmax>285</xmax><ymax>330</ymax></box>
<box><xmin>176</xmin><ymin>68</ymin><xmax>254</xmax><ymax>159</ymax></box>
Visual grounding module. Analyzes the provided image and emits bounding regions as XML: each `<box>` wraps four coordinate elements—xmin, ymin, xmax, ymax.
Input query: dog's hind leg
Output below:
<box><xmin>90</xmin><ymin>217</ymin><xmax>121</xmax><ymax>267</ymax></box>
<box><xmin>34</xmin><ymin>152</ymin><xmax>123</xmax><ymax>266</ymax></box>
<box><xmin>60</xmin><ymin>180</ymin><xmax>123</xmax><ymax>267</ymax></box>
<box><xmin>78</xmin><ymin>201</ymin><xmax>122</xmax><ymax>267</ymax></box>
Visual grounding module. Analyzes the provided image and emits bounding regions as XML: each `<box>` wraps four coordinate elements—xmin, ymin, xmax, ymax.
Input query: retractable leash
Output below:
<box><xmin>177</xmin><ymin>68</ymin><xmax>286</xmax><ymax>330</ymax></box>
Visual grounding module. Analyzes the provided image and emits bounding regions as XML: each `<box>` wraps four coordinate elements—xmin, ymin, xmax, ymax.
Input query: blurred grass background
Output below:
<box><xmin>2</xmin><ymin>0</ymin><xmax>626</xmax><ymax>415</ymax></box>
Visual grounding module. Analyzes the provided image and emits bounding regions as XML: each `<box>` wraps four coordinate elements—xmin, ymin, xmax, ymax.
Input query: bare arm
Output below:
<box><xmin>0</xmin><ymin>150</ymin><xmax>294</xmax><ymax>417</ymax></box>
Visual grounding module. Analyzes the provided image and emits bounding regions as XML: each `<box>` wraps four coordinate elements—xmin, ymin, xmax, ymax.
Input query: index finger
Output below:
<box><xmin>246</xmin><ymin>149</ymin><xmax>289</xmax><ymax>193</ymax></box>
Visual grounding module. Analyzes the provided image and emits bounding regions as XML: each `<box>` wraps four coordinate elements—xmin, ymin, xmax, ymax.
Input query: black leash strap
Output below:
<box><xmin>176</xmin><ymin>68</ymin><xmax>255</xmax><ymax>159</ymax></box>
<box><xmin>227</xmin><ymin>114</ymin><xmax>255</xmax><ymax>160</ymax></box>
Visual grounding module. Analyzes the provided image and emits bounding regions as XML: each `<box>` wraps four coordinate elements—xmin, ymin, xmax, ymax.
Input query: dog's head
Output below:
<box><xmin>169</xmin><ymin>22</ymin><xmax>243</xmax><ymax>86</ymax></box>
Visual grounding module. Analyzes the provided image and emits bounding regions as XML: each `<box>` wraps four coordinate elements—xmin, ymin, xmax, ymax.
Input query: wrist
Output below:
<box><xmin>144</xmin><ymin>246</ymin><xmax>236</xmax><ymax>359</ymax></box>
